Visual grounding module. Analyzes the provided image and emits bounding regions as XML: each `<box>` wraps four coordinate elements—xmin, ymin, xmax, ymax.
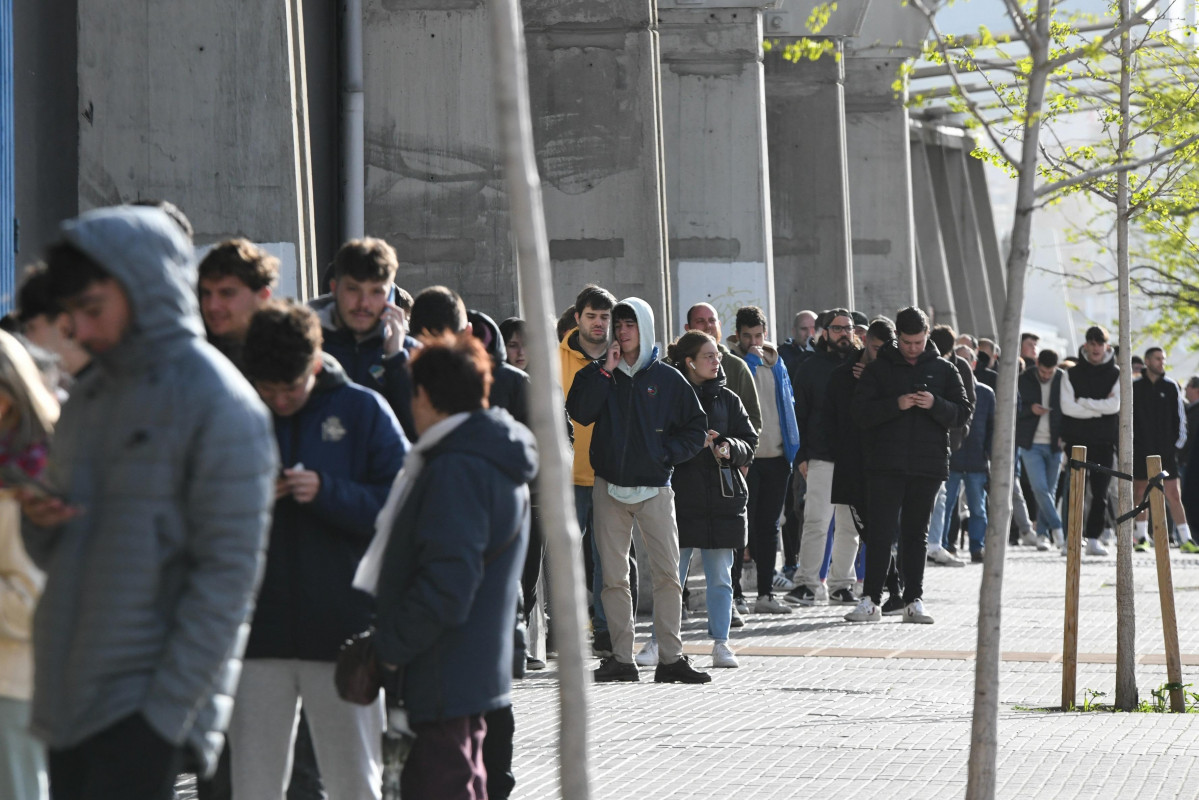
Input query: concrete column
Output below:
<box><xmin>965</xmin><ymin>141</ymin><xmax>1007</xmax><ymax>324</ymax></box>
<box><xmin>523</xmin><ymin>0</ymin><xmax>670</xmax><ymax>331</ymax></box>
<box><xmin>943</xmin><ymin>139</ymin><xmax>998</xmax><ymax>337</ymax></box>
<box><xmin>843</xmin><ymin>54</ymin><xmax>917</xmax><ymax>317</ymax></box>
<box><xmin>77</xmin><ymin>0</ymin><xmax>318</xmax><ymax>295</ymax></box>
<box><xmin>659</xmin><ymin>7</ymin><xmax>775</xmax><ymax>334</ymax></box>
<box><xmin>764</xmin><ymin>42</ymin><xmax>854</xmax><ymax>323</ymax></box>
<box><xmin>362</xmin><ymin>0</ymin><xmax>516</xmax><ymax>317</ymax></box>
<box><xmin>909</xmin><ymin>123</ymin><xmax>958</xmax><ymax>330</ymax></box>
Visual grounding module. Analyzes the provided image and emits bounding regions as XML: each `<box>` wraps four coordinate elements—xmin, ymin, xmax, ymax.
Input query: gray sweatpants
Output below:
<box><xmin>229</xmin><ymin>659</ymin><xmax>384</xmax><ymax>800</ymax></box>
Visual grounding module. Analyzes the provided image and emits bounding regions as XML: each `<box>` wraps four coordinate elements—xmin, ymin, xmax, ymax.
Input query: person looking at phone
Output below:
<box><xmin>310</xmin><ymin>238</ymin><xmax>419</xmax><ymax>441</ymax></box>
<box><xmin>19</xmin><ymin>205</ymin><xmax>277</xmax><ymax>800</ymax></box>
<box><xmin>231</xmin><ymin>300</ymin><xmax>407</xmax><ymax>800</ymax></box>
<box><xmin>663</xmin><ymin>330</ymin><xmax>758</xmax><ymax>668</ymax></box>
<box><xmin>846</xmin><ymin>306</ymin><xmax>971</xmax><ymax>625</ymax></box>
<box><xmin>1017</xmin><ymin>348</ymin><xmax>1066</xmax><ymax>551</ymax></box>
<box><xmin>566</xmin><ymin>297</ymin><xmax>710</xmax><ymax>684</ymax></box>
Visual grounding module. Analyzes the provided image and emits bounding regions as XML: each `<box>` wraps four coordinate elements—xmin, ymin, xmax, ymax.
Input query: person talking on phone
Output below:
<box><xmin>662</xmin><ymin>331</ymin><xmax>757</xmax><ymax>668</ymax></box>
<box><xmin>846</xmin><ymin>306</ymin><xmax>972</xmax><ymax>625</ymax></box>
<box><xmin>310</xmin><ymin>238</ymin><xmax>420</xmax><ymax>441</ymax></box>
<box><xmin>1017</xmin><ymin>348</ymin><xmax>1066</xmax><ymax>551</ymax></box>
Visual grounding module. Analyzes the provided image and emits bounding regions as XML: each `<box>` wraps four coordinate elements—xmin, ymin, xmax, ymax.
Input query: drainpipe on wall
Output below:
<box><xmin>1</xmin><ymin>0</ymin><xmax>15</xmax><ymax>311</ymax></box>
<box><xmin>341</xmin><ymin>0</ymin><xmax>365</xmax><ymax>242</ymax></box>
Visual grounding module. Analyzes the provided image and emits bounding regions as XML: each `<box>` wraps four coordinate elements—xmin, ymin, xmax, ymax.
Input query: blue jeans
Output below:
<box><xmin>944</xmin><ymin>471</ymin><xmax>988</xmax><ymax>553</ymax></box>
<box><xmin>679</xmin><ymin>548</ymin><xmax>734</xmax><ymax>641</ymax></box>
<box><xmin>1019</xmin><ymin>445</ymin><xmax>1063</xmax><ymax>534</ymax></box>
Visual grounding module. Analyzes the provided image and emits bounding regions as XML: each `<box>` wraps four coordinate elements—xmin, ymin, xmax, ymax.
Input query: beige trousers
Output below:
<box><xmin>797</xmin><ymin>459</ymin><xmax>861</xmax><ymax>593</ymax></box>
<box><xmin>592</xmin><ymin>478</ymin><xmax>684</xmax><ymax>664</ymax></box>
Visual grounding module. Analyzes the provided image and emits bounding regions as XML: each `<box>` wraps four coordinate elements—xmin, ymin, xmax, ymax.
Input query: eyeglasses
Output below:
<box><xmin>827</xmin><ymin>325</ymin><xmax>853</xmax><ymax>334</ymax></box>
<box><xmin>697</xmin><ymin>352</ymin><xmax>722</xmax><ymax>362</ymax></box>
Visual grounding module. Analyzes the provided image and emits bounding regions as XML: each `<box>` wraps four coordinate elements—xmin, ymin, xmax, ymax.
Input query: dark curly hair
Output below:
<box><xmin>411</xmin><ymin>337</ymin><xmax>493</xmax><ymax>415</ymax></box>
<box><xmin>243</xmin><ymin>300</ymin><xmax>323</xmax><ymax>384</ymax></box>
<box><xmin>332</xmin><ymin>237</ymin><xmax>398</xmax><ymax>284</ymax></box>
<box><xmin>198</xmin><ymin>238</ymin><xmax>279</xmax><ymax>292</ymax></box>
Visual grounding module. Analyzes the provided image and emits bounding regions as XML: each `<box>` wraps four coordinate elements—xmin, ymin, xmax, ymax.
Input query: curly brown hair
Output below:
<box><xmin>198</xmin><ymin>238</ymin><xmax>279</xmax><ymax>292</ymax></box>
<box><xmin>243</xmin><ymin>300</ymin><xmax>323</xmax><ymax>384</ymax></box>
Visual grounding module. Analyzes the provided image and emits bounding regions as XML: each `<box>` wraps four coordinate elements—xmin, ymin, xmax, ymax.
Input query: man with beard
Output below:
<box><xmin>785</xmin><ymin>309</ymin><xmax>861</xmax><ymax>607</ymax></box>
<box><xmin>1132</xmin><ymin>347</ymin><xmax>1195</xmax><ymax>552</ymax></box>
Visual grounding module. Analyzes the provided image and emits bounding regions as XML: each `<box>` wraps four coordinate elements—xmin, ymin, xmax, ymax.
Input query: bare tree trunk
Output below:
<box><xmin>966</xmin><ymin>3</ymin><xmax>1051</xmax><ymax>798</ymax></box>
<box><xmin>1113</xmin><ymin>0</ymin><xmax>1138</xmax><ymax>711</ymax></box>
<box><xmin>486</xmin><ymin>0</ymin><xmax>593</xmax><ymax>796</ymax></box>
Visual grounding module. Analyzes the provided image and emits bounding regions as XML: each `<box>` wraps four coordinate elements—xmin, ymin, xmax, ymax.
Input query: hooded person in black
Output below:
<box><xmin>846</xmin><ymin>307</ymin><xmax>972</xmax><ymax>624</ymax></box>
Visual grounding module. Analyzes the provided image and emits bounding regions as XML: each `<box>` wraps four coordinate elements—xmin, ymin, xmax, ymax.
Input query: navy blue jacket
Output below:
<box><xmin>372</xmin><ymin>409</ymin><xmax>537</xmax><ymax>723</ymax></box>
<box><xmin>951</xmin><ymin>382</ymin><xmax>994</xmax><ymax>473</ymax></box>
<box><xmin>311</xmin><ymin>296</ymin><xmax>420</xmax><ymax>442</ymax></box>
<box><xmin>566</xmin><ymin>353</ymin><xmax>707</xmax><ymax>488</ymax></box>
<box><xmin>246</xmin><ymin>355</ymin><xmax>408</xmax><ymax>662</ymax></box>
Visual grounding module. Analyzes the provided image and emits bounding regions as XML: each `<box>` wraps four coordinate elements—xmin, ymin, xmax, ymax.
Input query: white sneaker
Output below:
<box><xmin>1100</xmin><ymin>528</ymin><xmax>1116</xmax><ymax>546</ymax></box>
<box><xmin>1035</xmin><ymin>536</ymin><xmax>1050</xmax><ymax>552</ymax></box>
<box><xmin>927</xmin><ymin>547</ymin><xmax>965</xmax><ymax>567</ymax></box>
<box><xmin>844</xmin><ymin>596</ymin><xmax>881</xmax><ymax>622</ymax></box>
<box><xmin>772</xmin><ymin>571</ymin><xmax>797</xmax><ymax>592</ymax></box>
<box><xmin>814</xmin><ymin>584</ymin><xmax>830</xmax><ymax>603</ymax></box>
<box><xmin>1019</xmin><ymin>529</ymin><xmax>1040</xmax><ymax>547</ymax></box>
<box><xmin>635</xmin><ymin>639</ymin><xmax>659</xmax><ymax>667</ymax></box>
<box><xmin>754</xmin><ymin>594</ymin><xmax>794</xmax><ymax>614</ymax></box>
<box><xmin>903</xmin><ymin>598</ymin><xmax>934</xmax><ymax>624</ymax></box>
<box><xmin>712</xmin><ymin>642</ymin><xmax>739</xmax><ymax>668</ymax></box>
<box><xmin>1085</xmin><ymin>538</ymin><xmax>1109</xmax><ymax>557</ymax></box>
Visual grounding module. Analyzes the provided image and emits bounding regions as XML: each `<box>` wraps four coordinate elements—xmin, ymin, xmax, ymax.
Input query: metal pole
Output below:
<box><xmin>1147</xmin><ymin>455</ymin><xmax>1185</xmax><ymax>712</ymax></box>
<box><xmin>341</xmin><ymin>0</ymin><xmax>365</xmax><ymax>242</ymax></box>
<box><xmin>0</xmin><ymin>0</ymin><xmax>15</xmax><ymax>311</ymax></box>
<box><xmin>485</xmin><ymin>0</ymin><xmax>593</xmax><ymax>797</ymax></box>
<box><xmin>1062</xmin><ymin>446</ymin><xmax>1086</xmax><ymax>710</ymax></box>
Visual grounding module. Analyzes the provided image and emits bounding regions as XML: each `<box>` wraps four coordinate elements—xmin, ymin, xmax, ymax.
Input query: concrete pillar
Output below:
<box><xmin>362</xmin><ymin>0</ymin><xmax>516</xmax><ymax>317</ymax></box>
<box><xmin>843</xmin><ymin>54</ymin><xmax>917</xmax><ymax>317</ymax></box>
<box><xmin>659</xmin><ymin>6</ymin><xmax>775</xmax><ymax>335</ymax></box>
<box><xmin>965</xmin><ymin>140</ymin><xmax>1007</xmax><ymax>323</ymax></box>
<box><xmin>523</xmin><ymin>0</ymin><xmax>671</xmax><ymax>332</ymax></box>
<box><xmin>943</xmin><ymin>139</ymin><xmax>998</xmax><ymax>337</ymax></box>
<box><xmin>77</xmin><ymin>0</ymin><xmax>318</xmax><ymax>296</ymax></box>
<box><xmin>764</xmin><ymin>42</ymin><xmax>854</xmax><ymax>323</ymax></box>
<box><xmin>909</xmin><ymin>123</ymin><xmax>957</xmax><ymax>330</ymax></box>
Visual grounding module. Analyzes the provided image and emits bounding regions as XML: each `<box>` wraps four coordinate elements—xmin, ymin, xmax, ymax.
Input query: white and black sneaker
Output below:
<box><xmin>844</xmin><ymin>596</ymin><xmax>881</xmax><ymax>622</ymax></box>
<box><xmin>828</xmin><ymin>587</ymin><xmax>857</xmax><ymax>605</ymax></box>
<box><xmin>785</xmin><ymin>585</ymin><xmax>819</xmax><ymax>606</ymax></box>
<box><xmin>903</xmin><ymin>599</ymin><xmax>934</xmax><ymax>624</ymax></box>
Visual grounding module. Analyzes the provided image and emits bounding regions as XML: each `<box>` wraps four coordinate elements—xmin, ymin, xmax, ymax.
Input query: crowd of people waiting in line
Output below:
<box><xmin>0</xmin><ymin>201</ymin><xmax>1196</xmax><ymax>800</ymax></box>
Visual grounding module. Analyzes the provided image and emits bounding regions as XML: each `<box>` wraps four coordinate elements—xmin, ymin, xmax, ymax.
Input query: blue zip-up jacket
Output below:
<box><xmin>372</xmin><ymin>409</ymin><xmax>537</xmax><ymax>722</ymax></box>
<box><xmin>310</xmin><ymin>295</ymin><xmax>420</xmax><ymax>442</ymax></box>
<box><xmin>565</xmin><ymin>297</ymin><xmax>706</xmax><ymax>488</ymax></box>
<box><xmin>951</xmin><ymin>382</ymin><xmax>994</xmax><ymax>473</ymax></box>
<box><xmin>246</xmin><ymin>353</ymin><xmax>408</xmax><ymax>662</ymax></box>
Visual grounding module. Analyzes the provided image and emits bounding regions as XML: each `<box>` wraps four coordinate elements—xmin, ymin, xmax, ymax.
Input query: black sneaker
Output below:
<box><xmin>784</xmin><ymin>585</ymin><xmax>817</xmax><ymax>606</ymax></box>
<box><xmin>526</xmin><ymin>656</ymin><xmax>546</xmax><ymax>671</ymax></box>
<box><xmin>970</xmin><ymin>550</ymin><xmax>985</xmax><ymax>563</ymax></box>
<box><xmin>828</xmin><ymin>587</ymin><xmax>857</xmax><ymax>605</ymax></box>
<box><xmin>593</xmin><ymin>656</ymin><xmax>639</xmax><ymax>683</ymax></box>
<box><xmin>592</xmin><ymin>630</ymin><xmax>613</xmax><ymax>657</ymax></box>
<box><xmin>881</xmin><ymin>595</ymin><xmax>905</xmax><ymax>616</ymax></box>
<box><xmin>654</xmin><ymin>655</ymin><xmax>712</xmax><ymax>684</ymax></box>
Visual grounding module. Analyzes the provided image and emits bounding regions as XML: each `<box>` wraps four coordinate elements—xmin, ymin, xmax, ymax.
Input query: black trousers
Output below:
<box><xmin>747</xmin><ymin>457</ymin><xmax>793</xmax><ymax>596</ymax></box>
<box><xmin>482</xmin><ymin>704</ymin><xmax>516</xmax><ymax>800</ymax></box>
<box><xmin>1064</xmin><ymin>439</ymin><xmax>1116</xmax><ymax>539</ymax></box>
<box><xmin>49</xmin><ymin>714</ymin><xmax>183</xmax><ymax>800</ymax></box>
<box><xmin>863</xmin><ymin>474</ymin><xmax>941</xmax><ymax>605</ymax></box>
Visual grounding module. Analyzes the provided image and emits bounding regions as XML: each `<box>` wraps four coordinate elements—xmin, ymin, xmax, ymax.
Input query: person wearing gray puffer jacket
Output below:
<box><xmin>19</xmin><ymin>206</ymin><xmax>277</xmax><ymax>799</ymax></box>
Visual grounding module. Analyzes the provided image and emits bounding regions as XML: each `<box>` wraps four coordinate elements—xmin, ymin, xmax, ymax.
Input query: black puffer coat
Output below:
<box><xmin>672</xmin><ymin>368</ymin><xmax>759</xmax><ymax>550</ymax></box>
<box><xmin>852</xmin><ymin>339</ymin><xmax>973</xmax><ymax>480</ymax></box>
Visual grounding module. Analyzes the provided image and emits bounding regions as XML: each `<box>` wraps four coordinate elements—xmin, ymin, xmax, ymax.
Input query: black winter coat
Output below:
<box><xmin>1133</xmin><ymin>374</ymin><xmax>1187</xmax><ymax>461</ymax></box>
<box><xmin>793</xmin><ymin>343</ymin><xmax>856</xmax><ymax>463</ymax></box>
<box><xmin>827</xmin><ymin>352</ymin><xmax>866</xmax><ymax>507</ymax></box>
<box><xmin>1016</xmin><ymin>366</ymin><xmax>1063</xmax><ymax>451</ymax></box>
<box><xmin>852</xmin><ymin>339</ymin><xmax>973</xmax><ymax>480</ymax></box>
<box><xmin>672</xmin><ymin>369</ymin><xmax>759</xmax><ymax>550</ymax></box>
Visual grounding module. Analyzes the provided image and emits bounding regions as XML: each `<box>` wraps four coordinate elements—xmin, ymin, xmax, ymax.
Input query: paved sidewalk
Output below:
<box><xmin>510</xmin><ymin>545</ymin><xmax>1199</xmax><ymax>799</ymax></box>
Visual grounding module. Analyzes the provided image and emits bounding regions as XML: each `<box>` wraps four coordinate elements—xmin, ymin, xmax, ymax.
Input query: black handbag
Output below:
<box><xmin>335</xmin><ymin>631</ymin><xmax>382</xmax><ymax>705</ymax></box>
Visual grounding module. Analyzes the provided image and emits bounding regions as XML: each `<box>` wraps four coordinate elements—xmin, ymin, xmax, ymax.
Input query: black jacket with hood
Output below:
<box><xmin>468</xmin><ymin>309</ymin><xmax>530</xmax><ymax>425</ymax></box>
<box><xmin>852</xmin><ymin>338</ymin><xmax>973</xmax><ymax>480</ymax></box>
<box><xmin>671</xmin><ymin>365</ymin><xmax>758</xmax><ymax>550</ymax></box>
<box><xmin>793</xmin><ymin>341</ymin><xmax>856</xmax><ymax>464</ymax></box>
<box><xmin>566</xmin><ymin>297</ymin><xmax>707</xmax><ymax>488</ymax></box>
<box><xmin>1016</xmin><ymin>365</ymin><xmax>1064</xmax><ymax>451</ymax></box>
<box><xmin>827</xmin><ymin>350</ymin><xmax>867</xmax><ymax>507</ymax></box>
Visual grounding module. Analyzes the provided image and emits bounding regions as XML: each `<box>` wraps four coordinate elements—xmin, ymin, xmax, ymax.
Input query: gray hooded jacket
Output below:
<box><xmin>21</xmin><ymin>206</ymin><xmax>277</xmax><ymax>774</ymax></box>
